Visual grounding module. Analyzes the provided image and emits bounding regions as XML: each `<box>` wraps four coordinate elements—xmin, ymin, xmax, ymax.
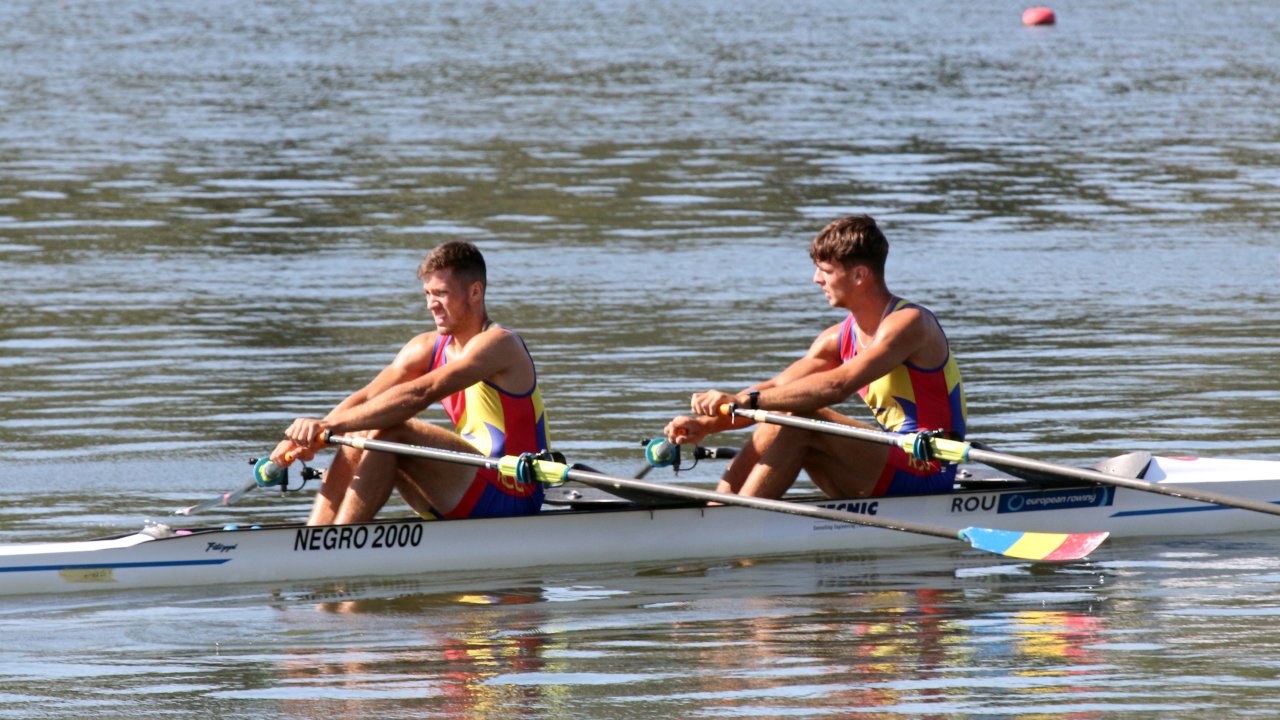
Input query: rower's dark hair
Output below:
<box><xmin>809</xmin><ymin>215</ymin><xmax>888</xmax><ymax>275</ymax></box>
<box><xmin>417</xmin><ymin>241</ymin><xmax>487</xmax><ymax>287</ymax></box>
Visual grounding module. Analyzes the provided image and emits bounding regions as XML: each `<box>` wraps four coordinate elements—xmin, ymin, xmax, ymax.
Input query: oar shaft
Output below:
<box><xmin>328</xmin><ymin>434</ymin><xmax>502</xmax><ymax>473</ymax></box>
<box><xmin>326</xmin><ymin>434</ymin><xmax>961</xmax><ymax>542</ymax></box>
<box><xmin>731</xmin><ymin>407</ymin><xmax>1280</xmax><ymax>518</ymax></box>
<box><xmin>174</xmin><ymin>479</ymin><xmax>257</xmax><ymax>516</ymax></box>
<box><xmin>563</xmin><ymin>467</ymin><xmax>964</xmax><ymax>541</ymax></box>
<box><xmin>325</xmin><ymin>433</ymin><xmax>1107</xmax><ymax>561</ymax></box>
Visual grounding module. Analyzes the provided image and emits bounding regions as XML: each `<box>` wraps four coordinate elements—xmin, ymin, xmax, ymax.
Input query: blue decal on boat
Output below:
<box><xmin>998</xmin><ymin>486</ymin><xmax>1114</xmax><ymax>514</ymax></box>
<box><xmin>0</xmin><ymin>559</ymin><xmax>231</xmax><ymax>574</ymax></box>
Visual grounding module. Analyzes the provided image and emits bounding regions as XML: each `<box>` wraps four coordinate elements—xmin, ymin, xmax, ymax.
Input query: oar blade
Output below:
<box><xmin>959</xmin><ymin>527</ymin><xmax>1109</xmax><ymax>562</ymax></box>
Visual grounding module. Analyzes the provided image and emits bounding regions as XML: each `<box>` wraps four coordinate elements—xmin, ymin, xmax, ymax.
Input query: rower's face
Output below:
<box><xmin>813</xmin><ymin>260</ymin><xmax>870</xmax><ymax>308</ymax></box>
<box><xmin>423</xmin><ymin>269</ymin><xmax>476</xmax><ymax>332</ymax></box>
<box><xmin>813</xmin><ymin>260</ymin><xmax>851</xmax><ymax>307</ymax></box>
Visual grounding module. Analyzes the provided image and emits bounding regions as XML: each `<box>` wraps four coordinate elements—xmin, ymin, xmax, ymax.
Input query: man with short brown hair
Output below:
<box><xmin>665</xmin><ymin>215</ymin><xmax>966</xmax><ymax>499</ymax></box>
<box><xmin>272</xmin><ymin>241</ymin><xmax>553</xmax><ymax>525</ymax></box>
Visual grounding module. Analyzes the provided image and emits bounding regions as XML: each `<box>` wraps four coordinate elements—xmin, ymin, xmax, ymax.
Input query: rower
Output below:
<box><xmin>268</xmin><ymin>241</ymin><xmax>554</xmax><ymax>525</ymax></box>
<box><xmin>663</xmin><ymin>215</ymin><xmax>967</xmax><ymax>501</ymax></box>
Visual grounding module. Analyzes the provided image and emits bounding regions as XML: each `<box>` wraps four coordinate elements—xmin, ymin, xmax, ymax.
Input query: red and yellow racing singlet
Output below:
<box><xmin>430</xmin><ymin>329</ymin><xmax>550</xmax><ymax>460</ymax></box>
<box><xmin>428</xmin><ymin>327</ymin><xmax>551</xmax><ymax>516</ymax></box>
<box><xmin>837</xmin><ymin>299</ymin><xmax>966</xmax><ymax>439</ymax></box>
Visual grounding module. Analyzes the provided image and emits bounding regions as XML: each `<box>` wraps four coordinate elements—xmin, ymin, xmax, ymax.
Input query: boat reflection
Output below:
<box><xmin>256</xmin><ymin>557</ymin><xmax>1110</xmax><ymax>715</ymax></box>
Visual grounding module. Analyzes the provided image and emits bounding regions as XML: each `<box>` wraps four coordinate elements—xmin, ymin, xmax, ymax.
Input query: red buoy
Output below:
<box><xmin>1022</xmin><ymin>7</ymin><xmax>1056</xmax><ymax>26</ymax></box>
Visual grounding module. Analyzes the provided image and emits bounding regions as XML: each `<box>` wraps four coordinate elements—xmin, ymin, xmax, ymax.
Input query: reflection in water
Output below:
<box><xmin>4</xmin><ymin>542</ymin><xmax>1280</xmax><ymax>717</ymax></box>
<box><xmin>277</xmin><ymin>589</ymin><xmax>555</xmax><ymax>717</ymax></box>
<box><xmin>246</xmin><ymin>568</ymin><xmax>1113</xmax><ymax>716</ymax></box>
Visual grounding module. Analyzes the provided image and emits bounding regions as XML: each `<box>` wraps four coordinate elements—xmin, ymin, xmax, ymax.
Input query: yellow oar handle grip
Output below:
<box><xmin>717</xmin><ymin>403</ymin><xmax>733</xmax><ymax>416</ymax></box>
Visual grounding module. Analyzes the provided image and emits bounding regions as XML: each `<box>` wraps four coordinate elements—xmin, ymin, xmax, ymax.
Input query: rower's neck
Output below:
<box><xmin>853</xmin><ymin>288</ymin><xmax>896</xmax><ymax>334</ymax></box>
<box><xmin>449</xmin><ymin>314</ymin><xmax>493</xmax><ymax>347</ymax></box>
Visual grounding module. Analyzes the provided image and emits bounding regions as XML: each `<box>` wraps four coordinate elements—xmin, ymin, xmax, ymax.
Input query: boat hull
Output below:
<box><xmin>2</xmin><ymin>456</ymin><xmax>1279</xmax><ymax>596</ymax></box>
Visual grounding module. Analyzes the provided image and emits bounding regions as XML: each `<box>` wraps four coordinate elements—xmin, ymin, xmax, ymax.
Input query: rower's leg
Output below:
<box><xmin>736</xmin><ymin>423</ymin><xmax>812</xmax><ymax>498</ymax></box>
<box><xmin>331</xmin><ymin>444</ymin><xmax>400</xmax><ymax>524</ymax></box>
<box><xmin>799</xmin><ymin>435</ymin><xmax>890</xmax><ymax>499</ymax></box>
<box><xmin>715</xmin><ymin>422</ymin><xmax>777</xmax><ymax>493</ymax></box>
<box><xmin>798</xmin><ymin>410</ymin><xmax>892</xmax><ymax>498</ymax></box>
<box><xmin>736</xmin><ymin>410</ymin><xmax>890</xmax><ymax>499</ymax></box>
<box><xmin>358</xmin><ymin>420</ymin><xmax>484</xmax><ymax>519</ymax></box>
<box><xmin>306</xmin><ymin>444</ymin><xmax>362</xmax><ymax>525</ymax></box>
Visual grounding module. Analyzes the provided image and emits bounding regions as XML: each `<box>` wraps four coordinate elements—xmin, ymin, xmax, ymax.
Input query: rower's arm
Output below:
<box><xmin>278</xmin><ymin>332</ymin><xmax>438</xmax><ymax>454</ymax></box>
<box><xmin>678</xmin><ymin>323</ymin><xmax>844</xmax><ymax>437</ymax></box>
<box><xmin>327</xmin><ymin>333</ymin><xmax>439</xmax><ymax>417</ymax></box>
<box><xmin>750</xmin><ymin>310</ymin><xmax>926</xmax><ymax>414</ymax></box>
<box><xmin>322</xmin><ymin>327</ymin><xmax>523</xmax><ymax>434</ymax></box>
<box><xmin>758</xmin><ymin>322</ymin><xmax>844</xmax><ymax>389</ymax></box>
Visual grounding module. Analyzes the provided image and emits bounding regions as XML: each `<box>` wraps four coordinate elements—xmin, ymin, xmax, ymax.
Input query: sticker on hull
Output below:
<box><xmin>294</xmin><ymin>523</ymin><xmax>425</xmax><ymax>552</ymax></box>
<box><xmin>951</xmin><ymin>486</ymin><xmax>1114</xmax><ymax>514</ymax></box>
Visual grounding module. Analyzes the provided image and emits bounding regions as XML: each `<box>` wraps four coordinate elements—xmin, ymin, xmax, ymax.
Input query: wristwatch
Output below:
<box><xmin>745</xmin><ymin>390</ymin><xmax>760</xmax><ymax>410</ymax></box>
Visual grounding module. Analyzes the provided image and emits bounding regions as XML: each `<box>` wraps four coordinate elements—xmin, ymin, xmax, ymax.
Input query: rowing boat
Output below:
<box><xmin>2</xmin><ymin>451</ymin><xmax>1278</xmax><ymax>597</ymax></box>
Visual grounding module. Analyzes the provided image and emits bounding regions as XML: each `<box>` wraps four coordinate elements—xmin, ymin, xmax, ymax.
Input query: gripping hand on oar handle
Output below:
<box><xmin>690</xmin><ymin>389</ymin><xmax>737</xmax><ymax>417</ymax></box>
<box><xmin>665</xmin><ymin>389</ymin><xmax>754</xmax><ymax>445</ymax></box>
<box><xmin>271</xmin><ymin>420</ymin><xmax>330</xmax><ymax>466</ymax></box>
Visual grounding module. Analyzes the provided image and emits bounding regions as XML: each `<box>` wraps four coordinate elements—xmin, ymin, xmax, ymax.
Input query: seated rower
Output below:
<box><xmin>664</xmin><ymin>215</ymin><xmax>966</xmax><ymax>500</ymax></box>
<box><xmin>271</xmin><ymin>241</ymin><xmax>553</xmax><ymax>525</ymax></box>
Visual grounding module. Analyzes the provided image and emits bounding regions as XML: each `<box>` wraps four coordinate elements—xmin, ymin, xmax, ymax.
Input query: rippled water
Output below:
<box><xmin>2</xmin><ymin>0</ymin><xmax>1279</xmax><ymax>716</ymax></box>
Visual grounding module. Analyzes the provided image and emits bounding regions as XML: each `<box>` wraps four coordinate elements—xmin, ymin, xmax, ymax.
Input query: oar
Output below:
<box><xmin>174</xmin><ymin>445</ymin><xmax>313</xmax><ymax>516</ymax></box>
<box><xmin>325</xmin><ymin>433</ymin><xmax>1107</xmax><ymax>562</ymax></box>
<box><xmin>174</xmin><ymin>479</ymin><xmax>258</xmax><ymax>516</ymax></box>
<box><xmin>725</xmin><ymin>406</ymin><xmax>1280</xmax><ymax>519</ymax></box>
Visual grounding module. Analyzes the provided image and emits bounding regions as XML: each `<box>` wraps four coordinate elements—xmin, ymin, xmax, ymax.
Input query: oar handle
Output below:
<box><xmin>279</xmin><ymin>430</ymin><xmax>331</xmax><ymax>465</ymax></box>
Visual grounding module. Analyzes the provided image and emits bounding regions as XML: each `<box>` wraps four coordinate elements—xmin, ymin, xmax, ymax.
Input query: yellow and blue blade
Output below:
<box><xmin>960</xmin><ymin>527</ymin><xmax>1109</xmax><ymax>562</ymax></box>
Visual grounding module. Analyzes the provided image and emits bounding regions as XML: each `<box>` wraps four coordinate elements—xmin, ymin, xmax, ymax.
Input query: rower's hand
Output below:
<box><xmin>664</xmin><ymin>415</ymin><xmax>711</xmax><ymax>446</ymax></box>
<box><xmin>281</xmin><ymin>418</ymin><xmax>328</xmax><ymax>460</ymax></box>
<box><xmin>690</xmin><ymin>390</ymin><xmax>735</xmax><ymax>417</ymax></box>
<box><xmin>268</xmin><ymin>438</ymin><xmax>310</xmax><ymax>466</ymax></box>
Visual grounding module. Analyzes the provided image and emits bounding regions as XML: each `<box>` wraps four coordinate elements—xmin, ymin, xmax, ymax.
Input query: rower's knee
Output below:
<box><xmin>747</xmin><ymin>421</ymin><xmax>784</xmax><ymax>448</ymax></box>
<box><xmin>365</xmin><ymin>424</ymin><xmax>411</xmax><ymax>444</ymax></box>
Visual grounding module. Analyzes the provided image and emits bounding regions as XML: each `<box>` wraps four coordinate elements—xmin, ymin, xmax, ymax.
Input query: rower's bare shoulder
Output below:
<box><xmin>393</xmin><ymin>331</ymin><xmax>442</xmax><ymax>370</ymax></box>
<box><xmin>404</xmin><ymin>330</ymin><xmax>442</xmax><ymax>353</ymax></box>
<box><xmin>806</xmin><ymin>321</ymin><xmax>847</xmax><ymax>358</ymax></box>
<box><xmin>475</xmin><ymin>324</ymin><xmax>525</xmax><ymax>351</ymax></box>
<box><xmin>887</xmin><ymin>306</ymin><xmax>949</xmax><ymax>363</ymax></box>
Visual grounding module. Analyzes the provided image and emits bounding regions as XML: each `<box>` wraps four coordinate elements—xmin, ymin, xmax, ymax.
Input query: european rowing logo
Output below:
<box><xmin>999</xmin><ymin>487</ymin><xmax>1114</xmax><ymax>514</ymax></box>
